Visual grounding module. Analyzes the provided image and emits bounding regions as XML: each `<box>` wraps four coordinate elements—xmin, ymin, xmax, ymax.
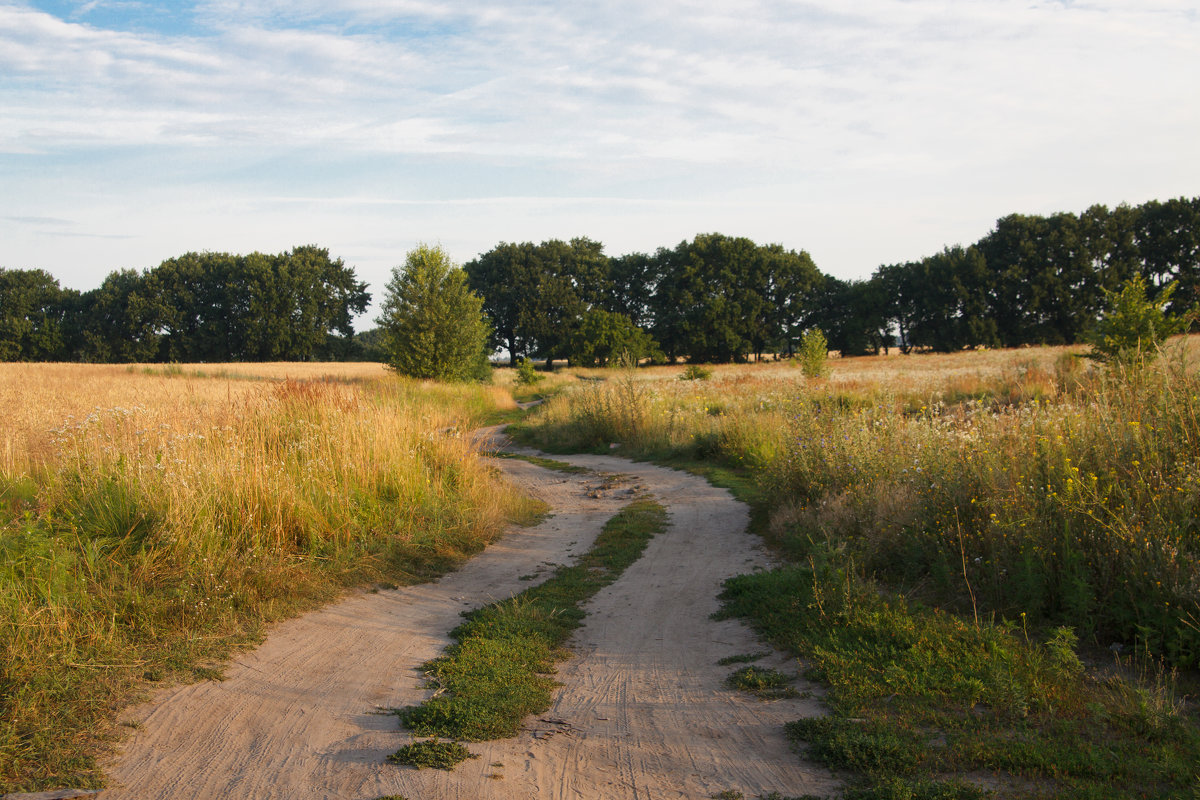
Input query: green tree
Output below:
<box><xmin>74</xmin><ymin>268</ymin><xmax>169</xmax><ymax>362</ymax></box>
<box><xmin>567</xmin><ymin>309</ymin><xmax>662</xmax><ymax>367</ymax></box>
<box><xmin>798</xmin><ymin>328</ymin><xmax>829</xmax><ymax>378</ymax></box>
<box><xmin>0</xmin><ymin>268</ymin><xmax>72</xmax><ymax>361</ymax></box>
<box><xmin>378</xmin><ymin>244</ymin><xmax>492</xmax><ymax>381</ymax></box>
<box><xmin>1087</xmin><ymin>276</ymin><xmax>1192</xmax><ymax>367</ymax></box>
<box><xmin>151</xmin><ymin>247</ymin><xmax>367</xmax><ymax>362</ymax></box>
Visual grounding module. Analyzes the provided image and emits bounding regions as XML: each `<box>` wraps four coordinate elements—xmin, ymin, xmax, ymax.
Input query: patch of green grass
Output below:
<box><xmin>726</xmin><ymin>665</ymin><xmax>798</xmax><ymax>699</ymax></box>
<box><xmin>490</xmin><ymin>452</ymin><xmax>592</xmax><ymax>474</ymax></box>
<box><xmin>386</xmin><ymin>738</ymin><xmax>477</xmax><ymax>770</ymax></box>
<box><xmin>718</xmin><ymin>652</ymin><xmax>769</xmax><ymax>666</ymax></box>
<box><xmin>397</xmin><ymin>500</ymin><xmax>667</xmax><ymax>749</ymax></box>
<box><xmin>719</xmin><ymin>565</ymin><xmax>1200</xmax><ymax>799</ymax></box>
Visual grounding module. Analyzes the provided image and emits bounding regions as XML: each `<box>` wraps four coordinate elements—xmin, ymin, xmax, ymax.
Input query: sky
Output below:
<box><xmin>2</xmin><ymin>0</ymin><xmax>1198</xmax><ymax>326</ymax></box>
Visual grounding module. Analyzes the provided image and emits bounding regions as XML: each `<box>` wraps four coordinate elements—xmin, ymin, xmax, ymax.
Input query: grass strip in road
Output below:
<box><xmin>393</xmin><ymin>498</ymin><xmax>667</xmax><ymax>756</ymax></box>
<box><xmin>488</xmin><ymin>451</ymin><xmax>592</xmax><ymax>474</ymax></box>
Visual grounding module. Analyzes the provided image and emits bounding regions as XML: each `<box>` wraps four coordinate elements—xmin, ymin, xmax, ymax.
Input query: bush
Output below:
<box><xmin>799</xmin><ymin>329</ymin><xmax>830</xmax><ymax>378</ymax></box>
<box><xmin>1087</xmin><ymin>276</ymin><xmax>1191</xmax><ymax>367</ymax></box>
<box><xmin>515</xmin><ymin>357</ymin><xmax>543</xmax><ymax>386</ymax></box>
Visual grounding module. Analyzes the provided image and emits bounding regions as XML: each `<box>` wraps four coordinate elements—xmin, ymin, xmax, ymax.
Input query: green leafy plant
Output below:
<box><xmin>725</xmin><ymin>665</ymin><xmax>798</xmax><ymax>699</ymax></box>
<box><xmin>1087</xmin><ymin>276</ymin><xmax>1192</xmax><ymax>367</ymax></box>
<box><xmin>386</xmin><ymin>738</ymin><xmax>477</xmax><ymax>770</ymax></box>
<box><xmin>717</xmin><ymin>652</ymin><xmax>768</xmax><ymax>666</ymax></box>
<box><xmin>798</xmin><ymin>328</ymin><xmax>829</xmax><ymax>378</ymax></box>
<box><xmin>680</xmin><ymin>364</ymin><xmax>713</xmax><ymax>381</ymax></box>
<box><xmin>515</xmin><ymin>357</ymin><xmax>544</xmax><ymax>386</ymax></box>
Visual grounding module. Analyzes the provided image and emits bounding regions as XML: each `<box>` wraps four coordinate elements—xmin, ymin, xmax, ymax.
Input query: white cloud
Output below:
<box><xmin>1</xmin><ymin>0</ymin><xmax>1198</xmax><ymax>296</ymax></box>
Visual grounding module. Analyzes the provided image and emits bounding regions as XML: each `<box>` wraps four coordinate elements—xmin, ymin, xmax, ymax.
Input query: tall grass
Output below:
<box><xmin>517</xmin><ymin>344</ymin><xmax>1200</xmax><ymax>667</ymax></box>
<box><xmin>0</xmin><ymin>364</ymin><xmax>529</xmax><ymax>792</ymax></box>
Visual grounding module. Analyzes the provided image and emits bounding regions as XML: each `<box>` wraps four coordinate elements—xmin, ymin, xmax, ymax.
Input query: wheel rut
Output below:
<box><xmin>96</xmin><ymin>436</ymin><xmax>837</xmax><ymax>799</ymax></box>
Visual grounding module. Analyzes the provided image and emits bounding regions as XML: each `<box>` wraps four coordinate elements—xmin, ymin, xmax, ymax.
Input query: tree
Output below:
<box><xmin>74</xmin><ymin>268</ymin><xmax>169</xmax><ymax>362</ymax></box>
<box><xmin>378</xmin><ymin>244</ymin><xmax>492</xmax><ymax>381</ymax></box>
<box><xmin>0</xmin><ymin>268</ymin><xmax>72</xmax><ymax>361</ymax></box>
<box><xmin>567</xmin><ymin>309</ymin><xmax>662</xmax><ymax>367</ymax></box>
<box><xmin>1087</xmin><ymin>276</ymin><xmax>1192</xmax><ymax>367</ymax></box>
<box><xmin>151</xmin><ymin>247</ymin><xmax>368</xmax><ymax>362</ymax></box>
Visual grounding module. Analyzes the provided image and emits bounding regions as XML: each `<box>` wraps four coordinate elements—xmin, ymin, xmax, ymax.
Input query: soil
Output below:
<box><xmin>95</xmin><ymin>431</ymin><xmax>839</xmax><ymax>799</ymax></box>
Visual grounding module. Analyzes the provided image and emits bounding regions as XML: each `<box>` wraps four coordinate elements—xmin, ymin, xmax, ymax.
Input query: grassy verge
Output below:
<box><xmin>719</xmin><ymin>564</ymin><xmax>1200</xmax><ymax>799</ymax></box>
<box><xmin>0</xmin><ymin>367</ymin><xmax>537</xmax><ymax>792</ymax></box>
<box><xmin>394</xmin><ymin>499</ymin><xmax>667</xmax><ymax>754</ymax></box>
<box><xmin>512</xmin><ymin>350</ymin><xmax>1200</xmax><ymax>798</ymax></box>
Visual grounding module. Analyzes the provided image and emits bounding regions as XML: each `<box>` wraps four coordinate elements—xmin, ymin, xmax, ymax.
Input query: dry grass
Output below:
<box><xmin>0</xmin><ymin>363</ymin><xmax>529</xmax><ymax>792</ymax></box>
<box><xmin>518</xmin><ymin>336</ymin><xmax>1200</xmax><ymax>666</ymax></box>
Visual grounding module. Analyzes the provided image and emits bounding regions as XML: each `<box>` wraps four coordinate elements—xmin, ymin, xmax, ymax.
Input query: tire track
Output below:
<box><xmin>96</xmin><ymin>438</ymin><xmax>837</xmax><ymax>799</ymax></box>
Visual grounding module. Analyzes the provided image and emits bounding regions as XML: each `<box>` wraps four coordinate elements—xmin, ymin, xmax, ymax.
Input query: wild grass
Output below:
<box><xmin>0</xmin><ymin>363</ymin><xmax>531</xmax><ymax>792</ymax></box>
<box><xmin>720</xmin><ymin>564</ymin><xmax>1200</xmax><ymax>798</ymax></box>
<box><xmin>515</xmin><ymin>339</ymin><xmax>1200</xmax><ymax>798</ymax></box>
<box><xmin>517</xmin><ymin>341</ymin><xmax>1200</xmax><ymax>666</ymax></box>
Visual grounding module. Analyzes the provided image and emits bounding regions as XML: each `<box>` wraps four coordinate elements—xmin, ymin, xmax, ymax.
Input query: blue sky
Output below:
<box><xmin>2</xmin><ymin>0</ymin><xmax>1198</xmax><ymax>325</ymax></box>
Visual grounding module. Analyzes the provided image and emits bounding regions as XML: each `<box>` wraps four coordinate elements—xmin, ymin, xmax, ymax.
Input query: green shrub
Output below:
<box><xmin>515</xmin><ymin>357</ymin><xmax>544</xmax><ymax>386</ymax></box>
<box><xmin>798</xmin><ymin>329</ymin><xmax>829</xmax><ymax>378</ymax></box>
<box><xmin>1087</xmin><ymin>276</ymin><xmax>1192</xmax><ymax>367</ymax></box>
<box><xmin>386</xmin><ymin>738</ymin><xmax>476</xmax><ymax>770</ymax></box>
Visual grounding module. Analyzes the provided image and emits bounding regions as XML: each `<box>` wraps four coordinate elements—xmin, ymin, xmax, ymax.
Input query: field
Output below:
<box><xmin>4</xmin><ymin>344</ymin><xmax>1200</xmax><ymax>798</ymax></box>
<box><xmin>514</xmin><ymin>339</ymin><xmax>1200</xmax><ymax>798</ymax></box>
<box><xmin>0</xmin><ymin>362</ymin><xmax>536</xmax><ymax>790</ymax></box>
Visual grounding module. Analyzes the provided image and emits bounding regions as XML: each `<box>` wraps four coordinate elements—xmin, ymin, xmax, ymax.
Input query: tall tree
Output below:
<box><xmin>1134</xmin><ymin>197</ymin><xmax>1200</xmax><ymax>313</ymax></box>
<box><xmin>0</xmin><ymin>268</ymin><xmax>72</xmax><ymax>361</ymax></box>
<box><xmin>74</xmin><ymin>269</ymin><xmax>169</xmax><ymax>362</ymax></box>
<box><xmin>378</xmin><ymin>244</ymin><xmax>492</xmax><ymax>381</ymax></box>
<box><xmin>464</xmin><ymin>241</ymin><xmax>540</xmax><ymax>365</ymax></box>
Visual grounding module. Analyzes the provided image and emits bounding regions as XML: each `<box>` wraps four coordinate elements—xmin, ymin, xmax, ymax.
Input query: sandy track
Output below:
<box><xmin>97</xmin><ymin>441</ymin><xmax>836</xmax><ymax>799</ymax></box>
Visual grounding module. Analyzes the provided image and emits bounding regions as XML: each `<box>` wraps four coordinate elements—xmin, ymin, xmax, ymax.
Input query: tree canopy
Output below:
<box><xmin>0</xmin><ymin>247</ymin><xmax>368</xmax><ymax>363</ymax></box>
<box><xmin>5</xmin><ymin>195</ymin><xmax>1199</xmax><ymax>365</ymax></box>
<box><xmin>378</xmin><ymin>244</ymin><xmax>492</xmax><ymax>382</ymax></box>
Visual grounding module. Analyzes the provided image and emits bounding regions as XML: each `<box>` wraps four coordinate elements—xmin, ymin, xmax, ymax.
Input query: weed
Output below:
<box><xmin>493</xmin><ymin>452</ymin><xmax>591</xmax><ymax>474</ymax></box>
<box><xmin>386</xmin><ymin>738</ymin><xmax>477</xmax><ymax>770</ymax></box>
<box><xmin>682</xmin><ymin>364</ymin><xmax>713</xmax><ymax>381</ymax></box>
<box><xmin>725</xmin><ymin>666</ymin><xmax>798</xmax><ymax>699</ymax></box>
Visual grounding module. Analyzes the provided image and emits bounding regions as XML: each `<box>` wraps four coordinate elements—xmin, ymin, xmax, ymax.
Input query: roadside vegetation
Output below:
<box><xmin>0</xmin><ymin>363</ymin><xmax>537</xmax><ymax>792</ymax></box>
<box><xmin>514</xmin><ymin>339</ymin><xmax>1200</xmax><ymax>798</ymax></box>
<box><xmin>394</xmin><ymin>499</ymin><xmax>667</xmax><ymax>763</ymax></box>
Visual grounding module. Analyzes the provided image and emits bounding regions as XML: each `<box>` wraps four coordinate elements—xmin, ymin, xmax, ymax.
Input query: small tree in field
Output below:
<box><xmin>1087</xmin><ymin>276</ymin><xmax>1192</xmax><ymax>368</ymax></box>
<box><xmin>378</xmin><ymin>244</ymin><xmax>492</xmax><ymax>382</ymax></box>
<box><xmin>798</xmin><ymin>328</ymin><xmax>830</xmax><ymax>378</ymax></box>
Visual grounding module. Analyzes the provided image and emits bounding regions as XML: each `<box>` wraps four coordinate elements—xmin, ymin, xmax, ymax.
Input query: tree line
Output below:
<box><xmin>3</xmin><ymin>196</ymin><xmax>1197</xmax><ymax>365</ymax></box>
<box><xmin>0</xmin><ymin>247</ymin><xmax>369</xmax><ymax>362</ymax></box>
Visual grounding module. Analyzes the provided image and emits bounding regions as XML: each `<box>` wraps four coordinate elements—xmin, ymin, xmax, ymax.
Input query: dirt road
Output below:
<box><xmin>97</xmin><ymin>437</ymin><xmax>838</xmax><ymax>799</ymax></box>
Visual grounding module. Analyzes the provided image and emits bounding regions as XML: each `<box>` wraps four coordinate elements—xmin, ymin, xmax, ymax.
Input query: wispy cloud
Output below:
<box><xmin>1</xmin><ymin>0</ymin><xmax>1198</xmax><ymax>295</ymax></box>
